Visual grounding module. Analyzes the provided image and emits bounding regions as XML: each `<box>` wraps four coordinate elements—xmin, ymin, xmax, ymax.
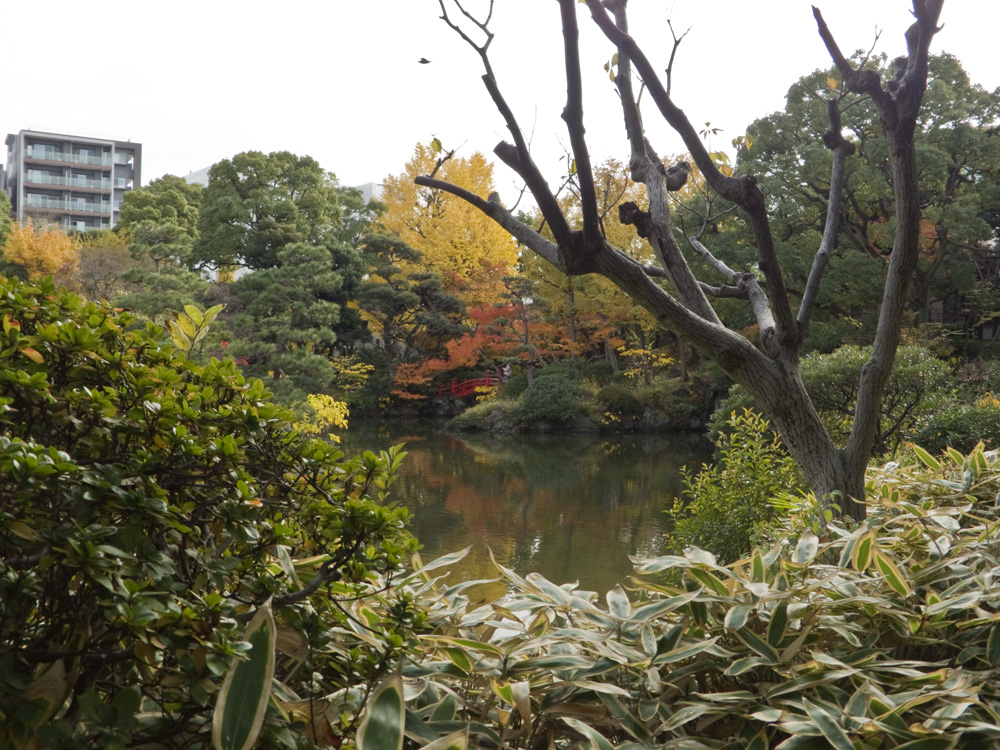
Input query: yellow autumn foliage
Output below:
<box><xmin>380</xmin><ymin>143</ymin><xmax>519</xmax><ymax>310</ymax></box>
<box><xmin>294</xmin><ymin>394</ymin><xmax>350</xmax><ymax>443</ymax></box>
<box><xmin>2</xmin><ymin>223</ymin><xmax>81</xmax><ymax>285</ymax></box>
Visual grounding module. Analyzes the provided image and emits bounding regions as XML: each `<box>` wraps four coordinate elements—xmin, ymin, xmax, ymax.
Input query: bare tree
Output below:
<box><xmin>418</xmin><ymin>0</ymin><xmax>945</xmax><ymax>520</ymax></box>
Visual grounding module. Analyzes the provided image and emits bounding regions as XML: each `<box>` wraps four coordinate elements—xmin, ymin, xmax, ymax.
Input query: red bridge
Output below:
<box><xmin>438</xmin><ymin>376</ymin><xmax>502</xmax><ymax>399</ymax></box>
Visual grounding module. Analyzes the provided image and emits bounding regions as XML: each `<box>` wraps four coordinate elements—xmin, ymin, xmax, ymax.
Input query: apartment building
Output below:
<box><xmin>4</xmin><ymin>130</ymin><xmax>141</xmax><ymax>232</ymax></box>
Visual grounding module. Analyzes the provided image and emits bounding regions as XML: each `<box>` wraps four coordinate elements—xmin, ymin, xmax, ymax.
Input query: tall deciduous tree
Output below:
<box><xmin>421</xmin><ymin>0</ymin><xmax>946</xmax><ymax>519</ymax></box>
<box><xmin>381</xmin><ymin>142</ymin><xmax>520</xmax><ymax>310</ymax></box>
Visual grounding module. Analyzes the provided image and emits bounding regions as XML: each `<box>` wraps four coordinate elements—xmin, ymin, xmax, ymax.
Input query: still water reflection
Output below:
<box><xmin>342</xmin><ymin>422</ymin><xmax>713</xmax><ymax>598</ymax></box>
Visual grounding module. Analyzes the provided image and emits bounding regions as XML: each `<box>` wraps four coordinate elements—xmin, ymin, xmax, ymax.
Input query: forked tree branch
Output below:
<box><xmin>606</xmin><ymin>0</ymin><xmax>721</xmax><ymax>325</ymax></box>
<box><xmin>585</xmin><ymin>0</ymin><xmax>798</xmax><ymax>349</ymax></box>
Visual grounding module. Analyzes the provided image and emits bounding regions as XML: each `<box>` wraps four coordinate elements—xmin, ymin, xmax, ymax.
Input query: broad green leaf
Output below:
<box><xmin>802</xmin><ymin>698</ymin><xmax>854</xmax><ymax>750</ymax></box>
<box><xmin>724</xmin><ymin>603</ymin><xmax>754</xmax><ymax>631</ymax></box>
<box><xmin>562</xmin><ymin>717</ymin><xmax>615</xmax><ymax>750</ymax></box>
<box><xmin>988</xmin><ymin>623</ymin><xmax>1000</xmax><ymax>665</ymax></box>
<box><xmin>212</xmin><ymin>598</ymin><xmax>276</xmax><ymax>750</ymax></box>
<box><xmin>661</xmin><ymin>703</ymin><xmax>716</xmax><ymax>731</ymax></box>
<box><xmin>421</xmin><ymin>728</ymin><xmax>469</xmax><ymax>750</ymax></box>
<box><xmin>911</xmin><ymin>444</ymin><xmax>942</xmax><ymax>470</ymax></box>
<box><xmin>792</xmin><ymin>531</ymin><xmax>819</xmax><ymax>564</ymax></box>
<box><xmin>735</xmin><ymin>627</ymin><xmax>778</xmax><ymax>662</ymax></box>
<box><xmin>356</xmin><ymin>674</ymin><xmax>405</xmax><ymax>750</ymax></box>
<box><xmin>752</xmin><ymin>551</ymin><xmax>765</xmax><ymax>582</ymax></box>
<box><xmin>874</xmin><ymin>549</ymin><xmax>911</xmax><ymax>597</ymax></box>
<box><xmin>444</xmin><ymin>647</ymin><xmax>473</xmax><ymax>675</ymax></box>
<box><xmin>767</xmin><ymin>601</ymin><xmax>788</xmax><ymax>647</ymax></box>
<box><xmin>924</xmin><ymin>591</ymin><xmax>981</xmax><ymax>615</ymax></box>
<box><xmin>652</xmin><ymin>636</ymin><xmax>722</xmax><ymax>665</ymax></box>
<box><xmin>599</xmin><ymin>693</ymin><xmax>653</xmax><ymax>744</ymax></box>
<box><xmin>945</xmin><ymin>446</ymin><xmax>965</xmax><ymax>465</ymax></box>
<box><xmin>725</xmin><ymin>656</ymin><xmax>773</xmax><ymax>676</ymax></box>
<box><xmin>606</xmin><ymin>584</ymin><xmax>631</xmax><ymax>619</ymax></box>
<box><xmin>203</xmin><ymin>303</ymin><xmax>226</xmax><ymax>325</ymax></box>
<box><xmin>689</xmin><ymin>567</ymin><xmax>728</xmax><ymax>596</ymax></box>
<box><xmin>8</xmin><ymin>520</ymin><xmax>39</xmax><ymax>541</ymax></box>
<box><xmin>852</xmin><ymin>530</ymin><xmax>874</xmax><ymax>571</ymax></box>
<box><xmin>183</xmin><ymin>304</ymin><xmax>205</xmax><ymax>326</ymax></box>
<box><xmin>175</xmin><ymin>313</ymin><xmax>198</xmax><ymax>338</ymax></box>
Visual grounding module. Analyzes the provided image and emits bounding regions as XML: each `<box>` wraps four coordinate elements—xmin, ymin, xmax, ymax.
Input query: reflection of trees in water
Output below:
<box><xmin>342</xmin><ymin>423</ymin><xmax>711</xmax><ymax>592</ymax></box>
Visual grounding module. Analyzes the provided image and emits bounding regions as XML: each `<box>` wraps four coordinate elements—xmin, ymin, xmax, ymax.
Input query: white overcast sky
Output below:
<box><xmin>2</xmin><ymin>1</ymin><xmax>995</xmax><ymax>197</ymax></box>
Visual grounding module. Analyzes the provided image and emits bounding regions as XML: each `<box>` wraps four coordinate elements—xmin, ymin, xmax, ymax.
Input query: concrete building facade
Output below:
<box><xmin>4</xmin><ymin>130</ymin><xmax>141</xmax><ymax>231</ymax></box>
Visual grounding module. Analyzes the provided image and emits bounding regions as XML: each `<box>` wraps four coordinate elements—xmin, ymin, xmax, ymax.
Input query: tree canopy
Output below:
<box><xmin>192</xmin><ymin>150</ymin><xmax>344</xmax><ymax>270</ymax></box>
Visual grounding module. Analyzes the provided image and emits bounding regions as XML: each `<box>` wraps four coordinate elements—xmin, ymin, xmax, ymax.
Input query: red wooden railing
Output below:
<box><xmin>437</xmin><ymin>376</ymin><xmax>502</xmax><ymax>399</ymax></box>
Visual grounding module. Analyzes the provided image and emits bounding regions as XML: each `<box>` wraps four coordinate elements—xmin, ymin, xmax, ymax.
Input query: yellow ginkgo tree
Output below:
<box><xmin>1</xmin><ymin>222</ymin><xmax>80</xmax><ymax>286</ymax></box>
<box><xmin>380</xmin><ymin>142</ymin><xmax>519</xmax><ymax>311</ymax></box>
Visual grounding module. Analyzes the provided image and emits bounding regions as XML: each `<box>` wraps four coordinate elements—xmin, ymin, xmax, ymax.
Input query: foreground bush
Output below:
<box><xmin>353</xmin><ymin>442</ymin><xmax>1000</xmax><ymax>749</ymax></box>
<box><xmin>0</xmin><ymin>276</ymin><xmax>419</xmax><ymax>748</ymax></box>
<box><xmin>666</xmin><ymin>410</ymin><xmax>804</xmax><ymax>564</ymax></box>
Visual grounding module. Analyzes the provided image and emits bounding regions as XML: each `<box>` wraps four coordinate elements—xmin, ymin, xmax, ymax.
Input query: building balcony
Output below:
<box><xmin>24</xmin><ymin>147</ymin><xmax>112</xmax><ymax>167</ymax></box>
<box><xmin>24</xmin><ymin>196</ymin><xmax>112</xmax><ymax>215</ymax></box>
<box><xmin>24</xmin><ymin>172</ymin><xmax>112</xmax><ymax>191</ymax></box>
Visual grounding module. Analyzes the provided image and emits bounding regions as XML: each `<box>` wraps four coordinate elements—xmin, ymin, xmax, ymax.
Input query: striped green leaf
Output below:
<box><xmin>802</xmin><ymin>698</ymin><xmax>854</xmax><ymax>750</ymax></box>
<box><xmin>421</xmin><ymin>727</ymin><xmax>469</xmax><ymax>750</ymax></box>
<box><xmin>911</xmin><ymin>444</ymin><xmax>942</xmax><ymax>470</ymax></box>
<box><xmin>562</xmin><ymin>717</ymin><xmax>615</xmax><ymax>750</ymax></box>
<box><xmin>212</xmin><ymin>599</ymin><xmax>276</xmax><ymax>750</ymax></box>
<box><xmin>874</xmin><ymin>549</ymin><xmax>911</xmax><ymax>597</ymax></box>
<box><xmin>356</xmin><ymin>674</ymin><xmax>405</xmax><ymax>750</ymax></box>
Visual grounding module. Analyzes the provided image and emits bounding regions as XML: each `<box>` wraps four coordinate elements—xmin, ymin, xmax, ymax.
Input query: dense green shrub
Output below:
<box><xmin>911</xmin><ymin>403</ymin><xmax>1000</xmax><ymax>454</ymax></box>
<box><xmin>597</xmin><ymin>382</ymin><xmax>644</xmax><ymax>417</ymax></box>
<box><xmin>498</xmin><ymin>370</ymin><xmax>529</xmax><ymax>400</ymax></box>
<box><xmin>666</xmin><ymin>409</ymin><xmax>804</xmax><ymax>563</ymax></box>
<box><xmin>711</xmin><ymin>345</ymin><xmax>951</xmax><ymax>454</ymax></box>
<box><xmin>449</xmin><ymin>399</ymin><xmax>519</xmax><ymax>430</ymax></box>
<box><xmin>516</xmin><ymin>372</ymin><xmax>580</xmax><ymax>424</ymax></box>
<box><xmin>0</xmin><ymin>276</ymin><xmax>419</xmax><ymax>748</ymax></box>
<box><xmin>352</xmin><ymin>443</ymin><xmax>1000</xmax><ymax>750</ymax></box>
<box><xmin>582</xmin><ymin>359</ymin><xmax>615</xmax><ymax>384</ymax></box>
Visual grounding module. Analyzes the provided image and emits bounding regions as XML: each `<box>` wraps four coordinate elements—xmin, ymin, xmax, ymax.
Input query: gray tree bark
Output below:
<box><xmin>423</xmin><ymin>0</ymin><xmax>945</xmax><ymax>521</ymax></box>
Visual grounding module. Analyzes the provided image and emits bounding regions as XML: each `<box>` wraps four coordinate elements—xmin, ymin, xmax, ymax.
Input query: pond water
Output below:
<box><xmin>342</xmin><ymin>421</ymin><xmax>713</xmax><ymax>600</ymax></box>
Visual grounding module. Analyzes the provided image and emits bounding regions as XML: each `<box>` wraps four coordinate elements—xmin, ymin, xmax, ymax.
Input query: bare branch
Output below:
<box><xmin>798</xmin><ymin>98</ymin><xmax>856</xmax><ymax>335</ymax></box>
<box><xmin>686</xmin><ymin>236</ymin><xmax>739</xmax><ymax>282</ymax></box>
<box><xmin>435</xmin><ymin>1</ymin><xmax>573</xmax><ymax>249</ymax></box>
<box><xmin>558</xmin><ymin>0</ymin><xmax>600</xmax><ymax>246</ymax></box>
<box><xmin>586</xmin><ymin>0</ymin><xmax>798</xmax><ymax>348</ymax></box>
<box><xmin>664</xmin><ymin>21</ymin><xmax>690</xmax><ymax>98</ymax></box>
<box><xmin>415</xmin><ymin>175</ymin><xmax>564</xmax><ymax>271</ymax></box>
